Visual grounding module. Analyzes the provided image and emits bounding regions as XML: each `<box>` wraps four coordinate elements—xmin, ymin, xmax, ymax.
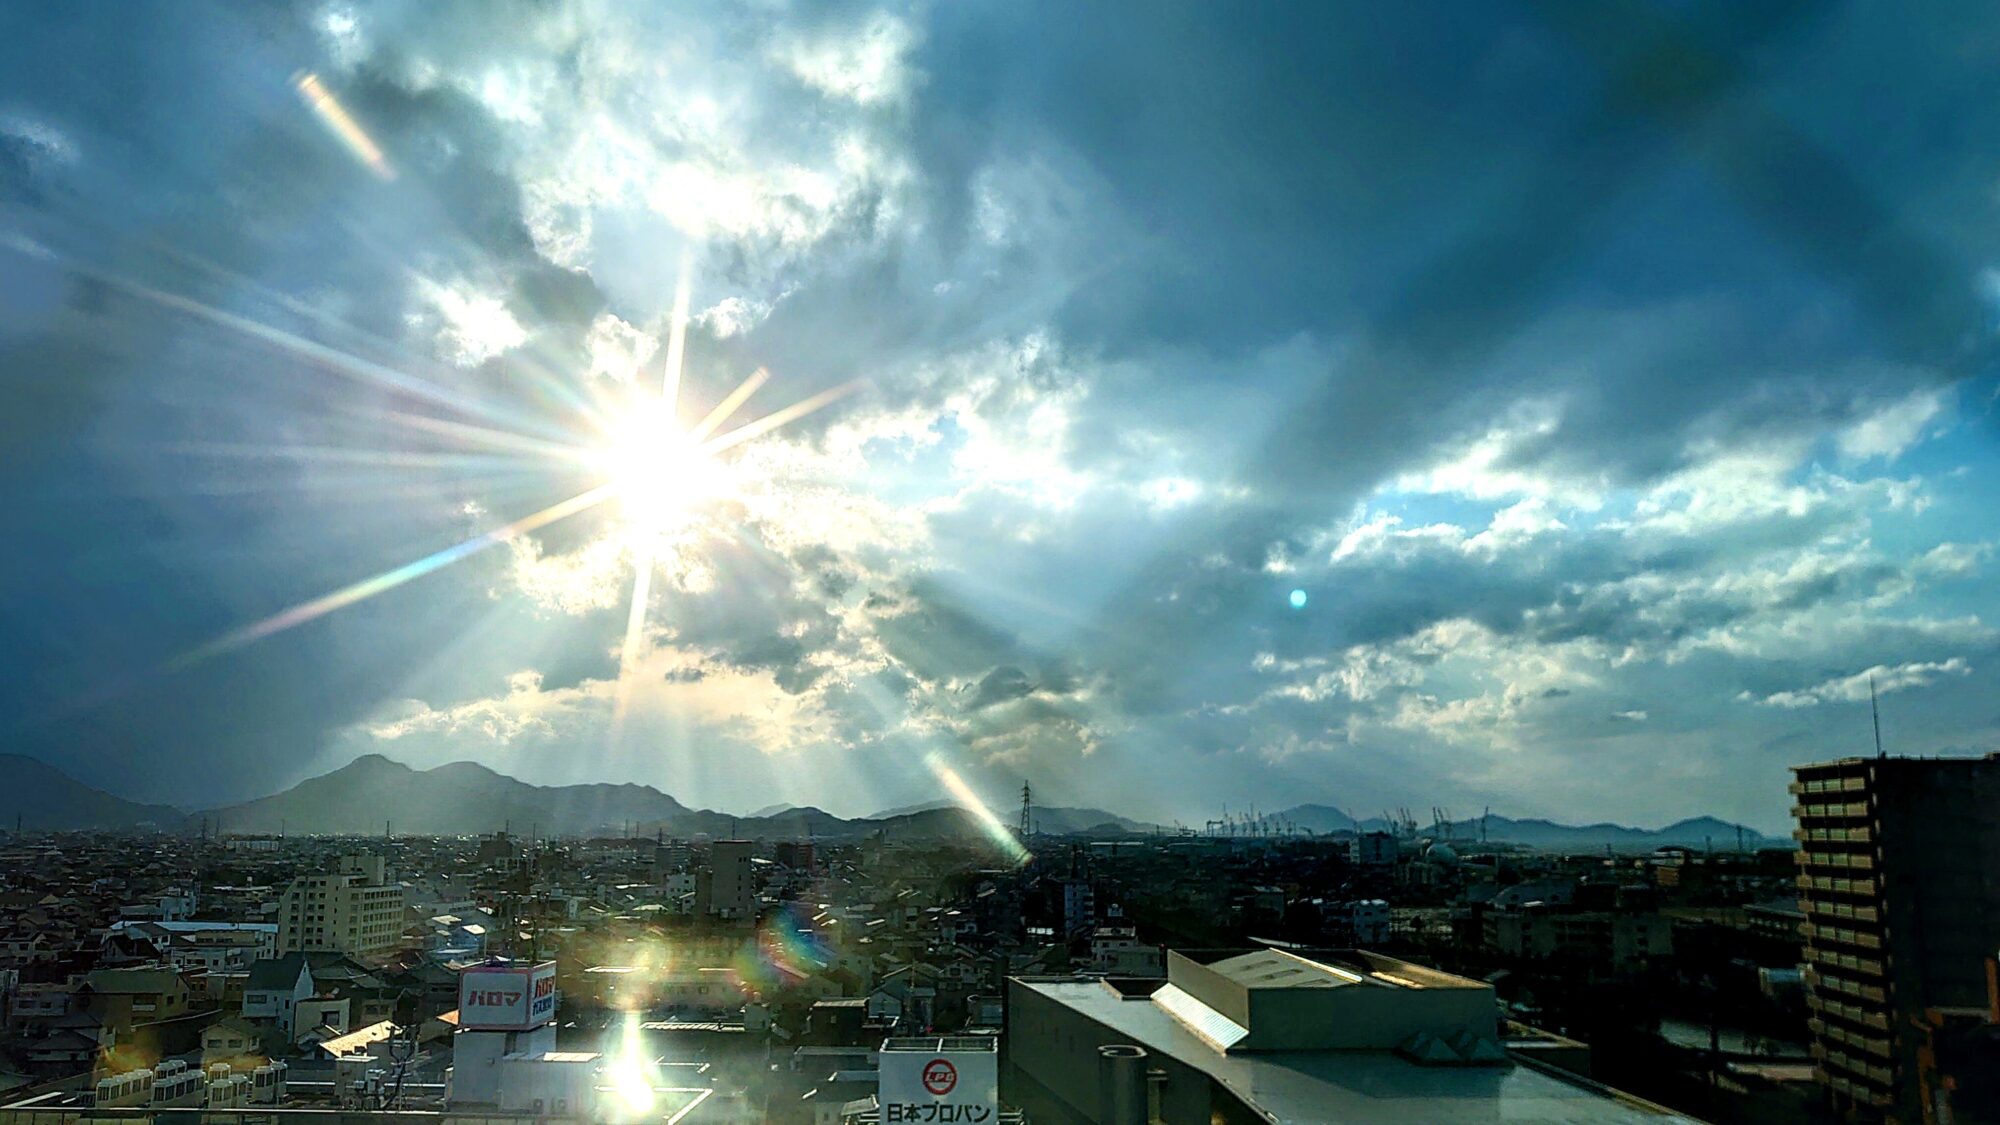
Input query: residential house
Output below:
<box><xmin>243</xmin><ymin>954</ymin><xmax>313</xmax><ymax>1041</ymax></box>
<box><xmin>201</xmin><ymin>1016</ymin><xmax>265</xmax><ymax>1066</ymax></box>
<box><xmin>79</xmin><ymin>967</ymin><xmax>192</xmax><ymax>1035</ymax></box>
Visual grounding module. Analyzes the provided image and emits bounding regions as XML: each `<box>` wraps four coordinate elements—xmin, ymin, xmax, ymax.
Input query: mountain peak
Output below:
<box><xmin>427</xmin><ymin>760</ymin><xmax>507</xmax><ymax>780</ymax></box>
<box><xmin>340</xmin><ymin>753</ymin><xmax>414</xmax><ymax>773</ymax></box>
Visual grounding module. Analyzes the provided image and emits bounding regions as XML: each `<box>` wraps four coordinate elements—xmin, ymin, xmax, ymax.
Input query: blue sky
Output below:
<box><xmin>2</xmin><ymin>0</ymin><xmax>1998</xmax><ymax>833</ymax></box>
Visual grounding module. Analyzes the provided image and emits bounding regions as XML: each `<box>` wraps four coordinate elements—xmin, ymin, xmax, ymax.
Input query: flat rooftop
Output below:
<box><xmin>881</xmin><ymin>1035</ymin><xmax>996</xmax><ymax>1054</ymax></box>
<box><xmin>1017</xmin><ymin>978</ymin><xmax>1696</xmax><ymax>1124</ymax></box>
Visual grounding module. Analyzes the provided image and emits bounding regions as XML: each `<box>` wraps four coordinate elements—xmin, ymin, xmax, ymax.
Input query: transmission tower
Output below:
<box><xmin>1019</xmin><ymin>781</ymin><xmax>1033</xmax><ymax>840</ymax></box>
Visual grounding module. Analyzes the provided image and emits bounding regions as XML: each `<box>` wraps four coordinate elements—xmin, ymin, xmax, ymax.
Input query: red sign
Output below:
<box><xmin>921</xmin><ymin>1058</ymin><xmax>957</xmax><ymax>1097</ymax></box>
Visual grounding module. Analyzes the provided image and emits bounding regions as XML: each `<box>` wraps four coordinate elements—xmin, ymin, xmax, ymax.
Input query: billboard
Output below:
<box><xmin>879</xmin><ymin>1041</ymin><xmax>997</xmax><ymax>1123</ymax></box>
<box><xmin>457</xmin><ymin>961</ymin><xmax>557</xmax><ymax>1031</ymax></box>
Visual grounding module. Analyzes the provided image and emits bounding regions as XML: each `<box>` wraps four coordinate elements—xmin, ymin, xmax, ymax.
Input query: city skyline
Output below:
<box><xmin>6</xmin><ymin>2</ymin><xmax>2000</xmax><ymax>833</ymax></box>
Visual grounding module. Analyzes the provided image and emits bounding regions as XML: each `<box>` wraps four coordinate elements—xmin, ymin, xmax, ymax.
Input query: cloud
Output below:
<box><xmin>410</xmin><ymin>276</ymin><xmax>529</xmax><ymax>367</ymax></box>
<box><xmin>1837</xmin><ymin>388</ymin><xmax>1945</xmax><ymax>460</ymax></box>
<box><xmin>1744</xmin><ymin>659</ymin><xmax>1974</xmax><ymax>709</ymax></box>
<box><xmin>8</xmin><ymin>0</ymin><xmax>2000</xmax><ymax>830</ymax></box>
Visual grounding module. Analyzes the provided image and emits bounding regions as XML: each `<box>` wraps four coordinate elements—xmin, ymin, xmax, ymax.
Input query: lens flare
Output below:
<box><xmin>607</xmin><ymin>1009</ymin><xmax>655</xmax><ymax>1115</ymax></box>
<box><xmin>295</xmin><ymin>72</ymin><xmax>395</xmax><ymax>180</ymax></box>
<box><xmin>173</xmin><ymin>484</ymin><xmax>613</xmax><ymax>667</ymax></box>
<box><xmin>925</xmin><ymin>753</ymin><xmax>1030</xmax><ymax>865</ymax></box>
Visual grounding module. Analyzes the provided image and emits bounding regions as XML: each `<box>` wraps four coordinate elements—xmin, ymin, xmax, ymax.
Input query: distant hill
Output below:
<box><xmin>867</xmin><ymin>799</ymin><xmax>954</xmax><ymax>819</ymax></box>
<box><xmin>868</xmin><ymin>799</ymin><xmax>1152</xmax><ymax>836</ymax></box>
<box><xmin>1283</xmin><ymin>804</ymin><xmax>1361</xmax><ymax>834</ymax></box>
<box><xmin>202</xmin><ymin>755</ymin><xmax>1163</xmax><ymax>841</ymax></box>
<box><xmin>210</xmin><ymin>755</ymin><xmax>693</xmax><ymax>836</ymax></box>
<box><xmin>185</xmin><ymin>754</ymin><xmax>1768</xmax><ymax>848</ymax></box>
<box><xmin>1273</xmin><ymin>805</ymin><xmax>1774</xmax><ymax>852</ymax></box>
<box><xmin>0</xmin><ymin>754</ymin><xmax>187</xmax><ymax>831</ymax></box>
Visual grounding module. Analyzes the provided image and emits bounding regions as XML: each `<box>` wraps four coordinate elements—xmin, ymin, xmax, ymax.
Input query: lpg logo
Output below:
<box><xmin>922</xmin><ymin>1058</ymin><xmax>957</xmax><ymax>1096</ymax></box>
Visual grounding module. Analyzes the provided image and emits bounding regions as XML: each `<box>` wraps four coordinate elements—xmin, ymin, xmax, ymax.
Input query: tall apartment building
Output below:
<box><xmin>275</xmin><ymin>854</ymin><xmax>407</xmax><ymax>962</ymax></box>
<box><xmin>694</xmin><ymin>840</ymin><xmax>756</xmax><ymax>921</ymax></box>
<box><xmin>1790</xmin><ymin>753</ymin><xmax>2000</xmax><ymax>1121</ymax></box>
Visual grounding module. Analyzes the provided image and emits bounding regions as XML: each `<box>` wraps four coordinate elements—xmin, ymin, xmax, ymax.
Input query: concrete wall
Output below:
<box><xmin>1004</xmin><ymin>982</ymin><xmax>1213</xmax><ymax>1125</ymax></box>
<box><xmin>1162</xmin><ymin>952</ymin><xmax>1251</xmax><ymax>1029</ymax></box>
<box><xmin>1244</xmin><ymin>979</ymin><xmax>1496</xmax><ymax>1050</ymax></box>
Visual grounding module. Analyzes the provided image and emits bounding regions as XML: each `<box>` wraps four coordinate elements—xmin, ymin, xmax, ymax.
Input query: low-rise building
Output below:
<box><xmin>1008</xmin><ymin>947</ymin><xmax>1683</xmax><ymax>1123</ymax></box>
<box><xmin>79</xmin><ymin>966</ymin><xmax>192</xmax><ymax>1034</ymax></box>
<box><xmin>1482</xmin><ymin>907</ymin><xmax>1673</xmax><ymax>973</ymax></box>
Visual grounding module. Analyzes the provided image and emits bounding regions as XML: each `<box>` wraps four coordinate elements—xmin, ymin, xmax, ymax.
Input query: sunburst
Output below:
<box><xmin>172</xmin><ymin>269</ymin><xmax>859</xmax><ymax>690</ymax></box>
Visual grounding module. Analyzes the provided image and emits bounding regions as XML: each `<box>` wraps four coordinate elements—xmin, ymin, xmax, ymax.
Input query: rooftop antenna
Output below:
<box><xmin>1870</xmin><ymin>673</ymin><xmax>1885</xmax><ymax>759</ymax></box>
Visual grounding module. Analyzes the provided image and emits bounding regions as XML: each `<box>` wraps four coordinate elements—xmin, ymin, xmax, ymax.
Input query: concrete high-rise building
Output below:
<box><xmin>695</xmin><ymin>840</ymin><xmax>756</xmax><ymax>922</ymax></box>
<box><xmin>1790</xmin><ymin>753</ymin><xmax>2000</xmax><ymax>1120</ymax></box>
<box><xmin>276</xmin><ymin>854</ymin><xmax>407</xmax><ymax>961</ymax></box>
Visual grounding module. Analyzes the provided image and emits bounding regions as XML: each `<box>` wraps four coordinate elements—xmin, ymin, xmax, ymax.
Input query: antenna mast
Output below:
<box><xmin>1870</xmin><ymin>673</ymin><xmax>1885</xmax><ymax>759</ymax></box>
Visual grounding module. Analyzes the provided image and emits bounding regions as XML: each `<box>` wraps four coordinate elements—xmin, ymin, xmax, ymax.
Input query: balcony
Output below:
<box><xmin>1792</xmin><ymin>801</ymin><xmax>1870</xmax><ymax>820</ymax></box>
<box><xmin>1794</xmin><ymin>825</ymin><xmax>1872</xmax><ymax>844</ymax></box>
<box><xmin>1799</xmin><ymin>874</ymin><xmax>1879</xmax><ymax>896</ymax></box>
<box><xmin>1791</xmin><ymin>775</ymin><xmax>1868</xmax><ymax>796</ymax></box>
<box><xmin>1804</xmin><ymin>900</ymin><xmax>1880</xmax><ymax>924</ymax></box>
<box><xmin>1804</xmin><ymin>923</ymin><xmax>1882</xmax><ymax>951</ymax></box>
<box><xmin>1808</xmin><ymin>948</ymin><xmax>1885</xmax><ymax>977</ymax></box>
<box><xmin>1798</xmin><ymin>850</ymin><xmax>1874</xmax><ymax>871</ymax></box>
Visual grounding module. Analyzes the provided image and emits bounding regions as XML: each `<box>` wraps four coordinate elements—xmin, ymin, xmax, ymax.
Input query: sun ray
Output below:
<box><xmin>163</xmin><ymin>441</ymin><xmax>552</xmax><ymax>473</ymax></box>
<box><xmin>700</xmin><ymin>380</ymin><xmax>865</xmax><ymax>455</ymax></box>
<box><xmin>171</xmin><ymin>484</ymin><xmax>613</xmax><ymax>668</ymax></box>
<box><xmin>53</xmin><ymin>258</ymin><xmax>573</xmax><ymax>442</ymax></box>
<box><xmin>690</xmin><ymin>367</ymin><xmax>770</xmax><ymax>441</ymax></box>
<box><xmin>610</xmin><ymin>543</ymin><xmax>656</xmax><ymax>734</ymax></box>
<box><xmin>607</xmin><ymin>262</ymin><xmax>697</xmax><ymax>724</ymax></box>
<box><xmin>659</xmin><ymin>253</ymin><xmax>693</xmax><ymax>409</ymax></box>
<box><xmin>382</xmin><ymin>409</ymin><xmax>597</xmax><ymax>464</ymax></box>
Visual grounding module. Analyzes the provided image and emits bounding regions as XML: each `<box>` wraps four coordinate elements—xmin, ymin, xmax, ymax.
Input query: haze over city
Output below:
<box><xmin>7</xmin><ymin>1</ymin><xmax>2000</xmax><ymax>836</ymax></box>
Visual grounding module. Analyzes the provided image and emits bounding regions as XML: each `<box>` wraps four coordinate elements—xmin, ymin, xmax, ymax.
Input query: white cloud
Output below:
<box><xmin>1746</xmin><ymin>658</ymin><xmax>1973</xmax><ymax>708</ymax></box>
<box><xmin>771</xmin><ymin>12</ymin><xmax>917</xmax><ymax>106</ymax></box>
<box><xmin>583</xmin><ymin>313</ymin><xmax>658</xmax><ymax>384</ymax></box>
<box><xmin>1392</xmin><ymin>398</ymin><xmax>1605</xmax><ymax>509</ymax></box>
<box><xmin>1837</xmin><ymin>388</ymin><xmax>1944</xmax><ymax>460</ymax></box>
<box><xmin>695</xmin><ymin>295</ymin><xmax>772</xmax><ymax>339</ymax></box>
<box><xmin>410</xmin><ymin>276</ymin><xmax>528</xmax><ymax>367</ymax></box>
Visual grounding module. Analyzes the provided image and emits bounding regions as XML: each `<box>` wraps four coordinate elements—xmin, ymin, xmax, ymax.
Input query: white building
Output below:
<box><xmin>243</xmin><ymin>953</ymin><xmax>313</xmax><ymax>1041</ymax></box>
<box><xmin>277</xmin><ymin>855</ymin><xmax>407</xmax><ymax>960</ymax></box>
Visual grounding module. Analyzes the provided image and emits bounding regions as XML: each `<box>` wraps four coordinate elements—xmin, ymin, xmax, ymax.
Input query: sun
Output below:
<box><xmin>592</xmin><ymin>398</ymin><xmax>732</xmax><ymax>536</ymax></box>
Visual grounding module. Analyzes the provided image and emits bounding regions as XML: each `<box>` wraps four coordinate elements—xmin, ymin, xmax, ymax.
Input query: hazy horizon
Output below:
<box><xmin>5</xmin><ymin>2</ymin><xmax>1998</xmax><ymax>836</ymax></box>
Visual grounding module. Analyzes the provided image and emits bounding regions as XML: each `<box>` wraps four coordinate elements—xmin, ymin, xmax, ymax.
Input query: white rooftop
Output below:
<box><xmin>1018</xmin><ymin>978</ymin><xmax>1697</xmax><ymax>1124</ymax></box>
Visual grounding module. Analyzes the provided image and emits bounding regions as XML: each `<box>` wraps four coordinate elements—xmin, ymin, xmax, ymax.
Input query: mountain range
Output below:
<box><xmin>1270</xmin><ymin>803</ymin><xmax>1765</xmax><ymax>851</ymax></box>
<box><xmin>0</xmin><ymin>755</ymin><xmax>188</xmax><ymax>831</ymax></box>
<box><xmin>3</xmin><ymin>752</ymin><xmax>1777</xmax><ymax>849</ymax></box>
